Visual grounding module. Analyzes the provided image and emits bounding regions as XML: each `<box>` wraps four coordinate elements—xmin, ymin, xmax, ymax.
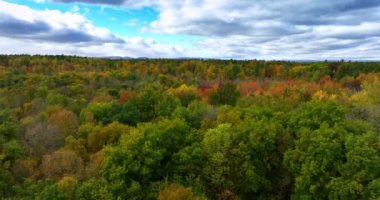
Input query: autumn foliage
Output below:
<box><xmin>0</xmin><ymin>55</ymin><xmax>379</xmax><ymax>199</ymax></box>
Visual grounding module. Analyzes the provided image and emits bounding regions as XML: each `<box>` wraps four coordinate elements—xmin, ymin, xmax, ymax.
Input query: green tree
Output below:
<box><xmin>284</xmin><ymin>124</ymin><xmax>344</xmax><ymax>199</ymax></box>
<box><xmin>284</xmin><ymin>121</ymin><xmax>380</xmax><ymax>199</ymax></box>
<box><xmin>155</xmin><ymin>93</ymin><xmax>180</xmax><ymax>118</ymax></box>
<box><xmin>0</xmin><ymin>162</ymin><xmax>15</xmax><ymax>197</ymax></box>
<box><xmin>36</xmin><ymin>183</ymin><xmax>66</xmax><ymax>200</ymax></box>
<box><xmin>327</xmin><ymin>128</ymin><xmax>380</xmax><ymax>199</ymax></box>
<box><xmin>201</xmin><ymin>117</ymin><xmax>287</xmax><ymax>199</ymax></box>
<box><xmin>202</xmin><ymin>124</ymin><xmax>235</xmax><ymax>196</ymax></box>
<box><xmin>173</xmin><ymin>101</ymin><xmax>210</xmax><ymax>129</ymax></box>
<box><xmin>209</xmin><ymin>83</ymin><xmax>240</xmax><ymax>106</ymax></box>
<box><xmin>136</xmin><ymin>85</ymin><xmax>161</xmax><ymax>122</ymax></box>
<box><xmin>75</xmin><ymin>179</ymin><xmax>113</xmax><ymax>200</ymax></box>
<box><xmin>289</xmin><ymin>100</ymin><xmax>346</xmax><ymax>131</ymax></box>
<box><xmin>83</xmin><ymin>102</ymin><xmax>120</xmax><ymax>125</ymax></box>
<box><xmin>101</xmin><ymin>119</ymin><xmax>190</xmax><ymax>199</ymax></box>
<box><xmin>2</xmin><ymin>140</ymin><xmax>23</xmax><ymax>160</ymax></box>
<box><xmin>115</xmin><ymin>100</ymin><xmax>140</xmax><ymax>126</ymax></box>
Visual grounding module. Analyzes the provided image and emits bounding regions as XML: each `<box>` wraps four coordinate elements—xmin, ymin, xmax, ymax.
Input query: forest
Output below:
<box><xmin>0</xmin><ymin>55</ymin><xmax>379</xmax><ymax>200</ymax></box>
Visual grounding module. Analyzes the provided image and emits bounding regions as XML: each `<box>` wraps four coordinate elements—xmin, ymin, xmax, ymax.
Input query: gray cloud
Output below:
<box><xmin>0</xmin><ymin>16</ymin><xmax>99</xmax><ymax>43</ymax></box>
<box><xmin>0</xmin><ymin>6</ymin><xmax>124</xmax><ymax>44</ymax></box>
<box><xmin>183</xmin><ymin>19</ymin><xmax>251</xmax><ymax>36</ymax></box>
<box><xmin>41</xmin><ymin>30</ymin><xmax>95</xmax><ymax>43</ymax></box>
<box><xmin>145</xmin><ymin>0</ymin><xmax>380</xmax><ymax>37</ymax></box>
<box><xmin>0</xmin><ymin>15</ymin><xmax>51</xmax><ymax>35</ymax></box>
<box><xmin>338</xmin><ymin>0</ymin><xmax>380</xmax><ymax>11</ymax></box>
<box><xmin>32</xmin><ymin>30</ymin><xmax>123</xmax><ymax>43</ymax></box>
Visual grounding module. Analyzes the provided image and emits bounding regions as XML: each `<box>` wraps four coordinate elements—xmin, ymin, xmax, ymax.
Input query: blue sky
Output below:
<box><xmin>1</xmin><ymin>0</ymin><xmax>380</xmax><ymax>59</ymax></box>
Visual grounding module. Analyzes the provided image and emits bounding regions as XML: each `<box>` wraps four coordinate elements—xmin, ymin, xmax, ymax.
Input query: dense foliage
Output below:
<box><xmin>0</xmin><ymin>55</ymin><xmax>379</xmax><ymax>199</ymax></box>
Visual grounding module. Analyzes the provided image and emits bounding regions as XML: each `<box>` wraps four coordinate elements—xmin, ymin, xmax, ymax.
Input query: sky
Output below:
<box><xmin>1</xmin><ymin>0</ymin><xmax>380</xmax><ymax>60</ymax></box>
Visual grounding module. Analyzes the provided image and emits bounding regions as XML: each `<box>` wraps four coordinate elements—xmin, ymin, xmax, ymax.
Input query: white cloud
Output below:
<box><xmin>0</xmin><ymin>0</ymin><xmax>121</xmax><ymax>43</ymax></box>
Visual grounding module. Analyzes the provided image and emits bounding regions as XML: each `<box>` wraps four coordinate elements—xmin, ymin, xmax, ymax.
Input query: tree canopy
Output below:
<box><xmin>0</xmin><ymin>55</ymin><xmax>379</xmax><ymax>199</ymax></box>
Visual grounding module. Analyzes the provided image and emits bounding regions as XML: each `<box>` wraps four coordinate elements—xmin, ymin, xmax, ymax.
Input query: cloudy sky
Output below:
<box><xmin>1</xmin><ymin>0</ymin><xmax>380</xmax><ymax>59</ymax></box>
